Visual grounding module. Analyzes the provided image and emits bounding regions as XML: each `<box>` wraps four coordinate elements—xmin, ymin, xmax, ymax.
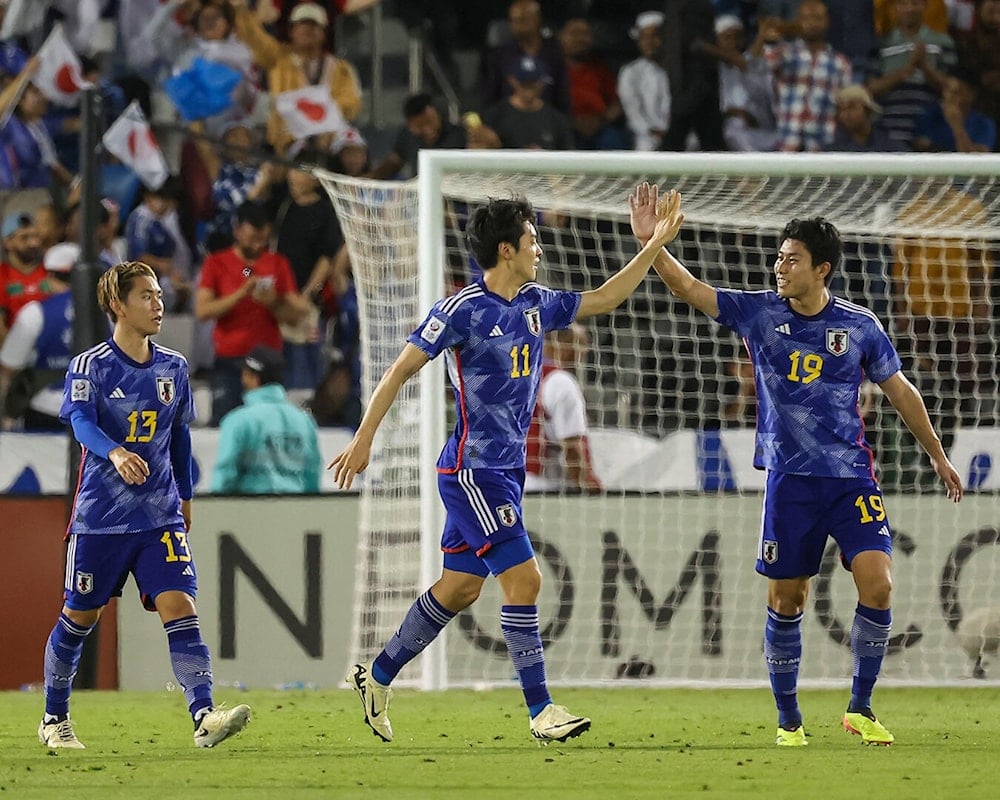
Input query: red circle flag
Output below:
<box><xmin>55</xmin><ymin>64</ymin><xmax>79</xmax><ymax>94</ymax></box>
<box><xmin>295</xmin><ymin>98</ymin><xmax>327</xmax><ymax>122</ymax></box>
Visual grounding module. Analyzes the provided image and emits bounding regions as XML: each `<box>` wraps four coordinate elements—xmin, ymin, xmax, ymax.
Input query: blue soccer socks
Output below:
<box><xmin>501</xmin><ymin>605</ymin><xmax>551</xmax><ymax>717</ymax></box>
<box><xmin>43</xmin><ymin>614</ymin><xmax>94</xmax><ymax>719</ymax></box>
<box><xmin>164</xmin><ymin>615</ymin><xmax>214</xmax><ymax>721</ymax></box>
<box><xmin>373</xmin><ymin>590</ymin><xmax>455</xmax><ymax>685</ymax></box>
<box><xmin>849</xmin><ymin>604</ymin><xmax>891</xmax><ymax>713</ymax></box>
<box><xmin>764</xmin><ymin>607</ymin><xmax>803</xmax><ymax>729</ymax></box>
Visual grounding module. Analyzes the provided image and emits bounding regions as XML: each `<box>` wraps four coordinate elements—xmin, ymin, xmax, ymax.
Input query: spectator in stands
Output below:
<box><xmin>558</xmin><ymin>17</ymin><xmax>626</xmax><ymax>150</ymax></box>
<box><xmin>0</xmin><ymin>213</ymin><xmax>46</xmax><ymax>346</ymax></box>
<box><xmin>662</xmin><ymin>0</ymin><xmax>726</xmax><ymax>151</ymax></box>
<box><xmin>473</xmin><ymin>56</ymin><xmax>574</xmax><ymax>149</ymax></box>
<box><xmin>96</xmin><ymin>199</ymin><xmax>126</xmax><ymax>270</ymax></box>
<box><xmin>892</xmin><ymin>182</ymin><xmax>992</xmax><ymax>450</ymax></box>
<box><xmin>866</xmin><ymin>0</ymin><xmax>956</xmax><ymax>151</ymax></box>
<box><xmin>125</xmin><ymin>179</ymin><xmax>187</xmax><ymax>312</ymax></box>
<box><xmin>231</xmin><ymin>0</ymin><xmax>362</xmax><ymax>156</ymax></box>
<box><xmin>328</xmin><ymin>126</ymin><xmax>369</xmax><ymax>176</ymax></box>
<box><xmin>0</xmin><ymin>57</ymin><xmax>72</xmax><ymax>191</ymax></box>
<box><xmin>32</xmin><ymin>205</ymin><xmax>66</xmax><ymax>254</ymax></box>
<box><xmin>874</xmin><ymin>0</ymin><xmax>948</xmax><ymax>35</ymax></box>
<box><xmin>264</xmin><ymin>156</ymin><xmax>345</xmax><ymax>391</ymax></box>
<box><xmin>309</xmin><ymin>347</ymin><xmax>362</xmax><ymax>428</ymax></box>
<box><xmin>480</xmin><ymin>0</ymin><xmax>572</xmax><ymax>114</ymax></box>
<box><xmin>525</xmin><ymin>324</ymin><xmax>601</xmax><ymax>492</ymax></box>
<box><xmin>709</xmin><ymin>14</ymin><xmax>779</xmax><ymax>152</ymax></box>
<box><xmin>0</xmin><ymin>243</ymin><xmax>78</xmax><ymax>431</ymax></box>
<box><xmin>753</xmin><ymin>0</ymin><xmax>853</xmax><ymax>152</ymax></box>
<box><xmin>955</xmin><ymin>0</ymin><xmax>1000</xmax><ymax>141</ymax></box>
<box><xmin>825</xmin><ymin>84</ymin><xmax>899</xmax><ymax>151</ymax></box>
<box><xmin>210</xmin><ymin>344</ymin><xmax>322</xmax><ymax>493</ymax></box>
<box><xmin>617</xmin><ymin>11</ymin><xmax>671</xmax><ymax>151</ymax></box>
<box><xmin>368</xmin><ymin>93</ymin><xmax>466</xmax><ymax>179</ymax></box>
<box><xmin>913</xmin><ymin>68</ymin><xmax>997</xmax><ymax>151</ymax></box>
<box><xmin>195</xmin><ymin>201</ymin><xmax>307</xmax><ymax>424</ymax></box>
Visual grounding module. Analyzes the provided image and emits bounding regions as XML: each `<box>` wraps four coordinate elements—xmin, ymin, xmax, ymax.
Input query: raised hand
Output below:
<box><xmin>628</xmin><ymin>181</ymin><xmax>659</xmax><ymax>245</ymax></box>
<box><xmin>647</xmin><ymin>189</ymin><xmax>684</xmax><ymax>249</ymax></box>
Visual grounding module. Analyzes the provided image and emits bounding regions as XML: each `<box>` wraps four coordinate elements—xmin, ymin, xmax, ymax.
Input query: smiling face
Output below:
<box><xmin>774</xmin><ymin>238</ymin><xmax>828</xmax><ymax>302</ymax></box>
<box><xmin>113</xmin><ymin>274</ymin><xmax>164</xmax><ymax>337</ymax></box>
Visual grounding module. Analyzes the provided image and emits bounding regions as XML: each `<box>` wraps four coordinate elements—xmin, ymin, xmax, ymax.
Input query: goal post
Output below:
<box><xmin>318</xmin><ymin>151</ymin><xmax>1000</xmax><ymax>690</ymax></box>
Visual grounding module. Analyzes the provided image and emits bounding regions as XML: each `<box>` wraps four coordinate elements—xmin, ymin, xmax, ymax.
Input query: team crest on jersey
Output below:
<box><xmin>523</xmin><ymin>307</ymin><xmax>541</xmax><ymax>336</ymax></box>
<box><xmin>75</xmin><ymin>571</ymin><xmax>94</xmax><ymax>595</ymax></box>
<box><xmin>826</xmin><ymin>328</ymin><xmax>850</xmax><ymax>356</ymax></box>
<box><xmin>156</xmin><ymin>376</ymin><xmax>176</xmax><ymax>405</ymax></box>
<box><xmin>762</xmin><ymin>540</ymin><xmax>778</xmax><ymax>564</ymax></box>
<box><xmin>71</xmin><ymin>379</ymin><xmax>89</xmax><ymax>402</ymax></box>
<box><xmin>496</xmin><ymin>503</ymin><xmax>518</xmax><ymax>527</ymax></box>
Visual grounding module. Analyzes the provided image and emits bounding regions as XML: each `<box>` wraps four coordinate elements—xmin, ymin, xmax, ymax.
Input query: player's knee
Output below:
<box><xmin>862</xmin><ymin>575</ymin><xmax>893</xmax><ymax>609</ymax></box>
<box><xmin>63</xmin><ymin>605</ymin><xmax>102</xmax><ymax>627</ymax></box>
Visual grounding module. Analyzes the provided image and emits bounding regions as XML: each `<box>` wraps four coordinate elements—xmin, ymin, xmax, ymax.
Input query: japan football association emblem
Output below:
<box><xmin>762</xmin><ymin>540</ymin><xmax>778</xmax><ymax>564</ymax></box>
<box><xmin>75</xmin><ymin>571</ymin><xmax>94</xmax><ymax>595</ymax></box>
<box><xmin>496</xmin><ymin>503</ymin><xmax>518</xmax><ymax>527</ymax></box>
<box><xmin>826</xmin><ymin>328</ymin><xmax>850</xmax><ymax>356</ymax></box>
<box><xmin>156</xmin><ymin>376</ymin><xmax>176</xmax><ymax>405</ymax></box>
<box><xmin>523</xmin><ymin>307</ymin><xmax>541</xmax><ymax>336</ymax></box>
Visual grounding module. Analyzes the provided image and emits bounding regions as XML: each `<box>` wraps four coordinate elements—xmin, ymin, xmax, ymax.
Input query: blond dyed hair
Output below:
<box><xmin>97</xmin><ymin>261</ymin><xmax>158</xmax><ymax>322</ymax></box>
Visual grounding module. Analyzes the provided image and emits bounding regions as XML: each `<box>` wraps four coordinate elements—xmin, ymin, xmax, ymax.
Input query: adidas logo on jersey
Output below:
<box><xmin>489</xmin><ymin>325</ymin><xmax>504</xmax><ymax>337</ymax></box>
<box><xmin>109</xmin><ymin>387</ymin><xmax>126</xmax><ymax>399</ymax></box>
<box><xmin>774</xmin><ymin>323</ymin><xmax>791</xmax><ymax>335</ymax></box>
<box><xmin>181</xmin><ymin>566</ymin><xmax>194</xmax><ymax>576</ymax></box>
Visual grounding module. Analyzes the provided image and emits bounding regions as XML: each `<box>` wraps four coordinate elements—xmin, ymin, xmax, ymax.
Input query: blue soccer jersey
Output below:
<box><xmin>61</xmin><ymin>339</ymin><xmax>195</xmax><ymax>534</ymax></box>
<box><xmin>408</xmin><ymin>280</ymin><xmax>581</xmax><ymax>471</ymax></box>
<box><xmin>715</xmin><ymin>289</ymin><xmax>902</xmax><ymax>478</ymax></box>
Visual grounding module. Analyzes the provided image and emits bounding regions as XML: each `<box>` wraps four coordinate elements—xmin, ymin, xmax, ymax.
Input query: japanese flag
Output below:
<box><xmin>2</xmin><ymin>1</ymin><xmax>101</xmax><ymax>53</ymax></box>
<box><xmin>102</xmin><ymin>101</ymin><xmax>169</xmax><ymax>190</ymax></box>
<box><xmin>33</xmin><ymin>24</ymin><xmax>92</xmax><ymax>107</ymax></box>
<box><xmin>275</xmin><ymin>85</ymin><xmax>347</xmax><ymax>140</ymax></box>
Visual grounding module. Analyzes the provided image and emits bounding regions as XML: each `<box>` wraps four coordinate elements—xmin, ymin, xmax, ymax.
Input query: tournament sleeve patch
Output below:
<box><xmin>420</xmin><ymin>315</ymin><xmax>447</xmax><ymax>344</ymax></box>
<box><xmin>71</xmin><ymin>379</ymin><xmax>90</xmax><ymax>402</ymax></box>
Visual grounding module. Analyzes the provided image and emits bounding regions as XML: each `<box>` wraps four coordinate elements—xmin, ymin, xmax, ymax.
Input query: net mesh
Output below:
<box><xmin>318</xmin><ymin>160</ymin><xmax>1000</xmax><ymax>687</ymax></box>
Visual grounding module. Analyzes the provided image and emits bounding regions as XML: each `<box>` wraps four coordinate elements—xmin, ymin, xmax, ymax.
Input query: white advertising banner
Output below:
<box><xmin>117</xmin><ymin>494</ymin><xmax>1000</xmax><ymax>689</ymax></box>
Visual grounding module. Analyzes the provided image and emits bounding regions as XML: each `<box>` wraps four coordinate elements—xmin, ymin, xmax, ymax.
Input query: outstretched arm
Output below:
<box><xmin>576</xmin><ymin>189</ymin><xmax>685</xmax><ymax>319</ymax></box>
<box><xmin>328</xmin><ymin>342</ymin><xmax>429</xmax><ymax>489</ymax></box>
<box><xmin>879</xmin><ymin>371</ymin><xmax>963</xmax><ymax>502</ymax></box>
<box><xmin>629</xmin><ymin>182</ymin><xmax>719</xmax><ymax>318</ymax></box>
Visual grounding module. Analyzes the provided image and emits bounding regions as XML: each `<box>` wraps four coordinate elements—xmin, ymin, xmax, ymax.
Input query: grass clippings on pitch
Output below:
<box><xmin>1</xmin><ymin>686</ymin><xmax>998</xmax><ymax>800</ymax></box>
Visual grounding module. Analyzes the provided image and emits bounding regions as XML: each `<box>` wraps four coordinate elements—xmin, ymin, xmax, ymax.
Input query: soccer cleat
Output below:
<box><xmin>775</xmin><ymin>724</ymin><xmax>808</xmax><ymax>746</ymax></box>
<box><xmin>843</xmin><ymin>710</ymin><xmax>894</xmax><ymax>746</ymax></box>
<box><xmin>346</xmin><ymin>662</ymin><xmax>393</xmax><ymax>742</ymax></box>
<box><xmin>38</xmin><ymin>717</ymin><xmax>86</xmax><ymax>749</ymax></box>
<box><xmin>529</xmin><ymin>703</ymin><xmax>591</xmax><ymax>744</ymax></box>
<box><xmin>193</xmin><ymin>704</ymin><xmax>252</xmax><ymax>748</ymax></box>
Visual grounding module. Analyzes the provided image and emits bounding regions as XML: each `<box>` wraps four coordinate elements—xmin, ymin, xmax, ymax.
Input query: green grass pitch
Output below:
<box><xmin>2</xmin><ymin>686</ymin><xmax>998</xmax><ymax>799</ymax></box>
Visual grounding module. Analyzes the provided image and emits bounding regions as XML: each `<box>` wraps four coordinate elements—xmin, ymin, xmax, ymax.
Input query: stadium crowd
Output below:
<box><xmin>0</xmin><ymin>0</ymin><xmax>997</xmax><ymax>445</ymax></box>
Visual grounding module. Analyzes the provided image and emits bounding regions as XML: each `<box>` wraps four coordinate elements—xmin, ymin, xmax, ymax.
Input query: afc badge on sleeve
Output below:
<box><xmin>156</xmin><ymin>376</ymin><xmax>176</xmax><ymax>405</ymax></box>
<box><xmin>71</xmin><ymin>379</ymin><xmax>90</xmax><ymax>402</ymax></box>
<box><xmin>421</xmin><ymin>315</ymin><xmax>446</xmax><ymax>344</ymax></box>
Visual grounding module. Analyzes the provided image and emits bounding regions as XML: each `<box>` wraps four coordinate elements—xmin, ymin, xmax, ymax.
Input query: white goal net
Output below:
<box><xmin>318</xmin><ymin>152</ymin><xmax>1000</xmax><ymax>689</ymax></box>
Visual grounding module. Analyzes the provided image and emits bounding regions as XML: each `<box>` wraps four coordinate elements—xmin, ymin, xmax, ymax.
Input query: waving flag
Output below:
<box><xmin>275</xmin><ymin>85</ymin><xmax>347</xmax><ymax>140</ymax></box>
<box><xmin>33</xmin><ymin>24</ymin><xmax>92</xmax><ymax>107</ymax></box>
<box><xmin>102</xmin><ymin>101</ymin><xmax>169</xmax><ymax>190</ymax></box>
<box><xmin>165</xmin><ymin>58</ymin><xmax>242</xmax><ymax>122</ymax></box>
<box><xmin>2</xmin><ymin>1</ymin><xmax>101</xmax><ymax>52</ymax></box>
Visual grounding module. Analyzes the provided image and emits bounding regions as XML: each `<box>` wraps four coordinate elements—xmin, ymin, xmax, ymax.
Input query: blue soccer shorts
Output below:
<box><xmin>64</xmin><ymin>529</ymin><xmax>199</xmax><ymax>612</ymax></box>
<box><xmin>438</xmin><ymin>467</ymin><xmax>534</xmax><ymax>577</ymax></box>
<box><xmin>756</xmin><ymin>470</ymin><xmax>893</xmax><ymax>579</ymax></box>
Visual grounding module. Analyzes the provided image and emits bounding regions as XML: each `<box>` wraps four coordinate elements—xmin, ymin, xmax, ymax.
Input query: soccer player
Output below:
<box><xmin>331</xmin><ymin>189</ymin><xmax>685</xmax><ymax>744</ymax></box>
<box><xmin>38</xmin><ymin>261</ymin><xmax>251</xmax><ymax>750</ymax></box>
<box><xmin>629</xmin><ymin>182</ymin><xmax>963</xmax><ymax>746</ymax></box>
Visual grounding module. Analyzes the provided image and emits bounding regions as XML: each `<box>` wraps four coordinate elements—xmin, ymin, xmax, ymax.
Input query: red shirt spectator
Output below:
<box><xmin>0</xmin><ymin>213</ymin><xmax>48</xmax><ymax>344</ymax></box>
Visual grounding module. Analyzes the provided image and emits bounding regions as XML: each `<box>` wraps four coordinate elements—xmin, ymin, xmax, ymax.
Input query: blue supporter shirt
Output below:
<box><xmin>61</xmin><ymin>339</ymin><xmax>194</xmax><ymax>534</ymax></box>
<box><xmin>714</xmin><ymin>289</ymin><xmax>902</xmax><ymax>478</ymax></box>
<box><xmin>408</xmin><ymin>280</ymin><xmax>581</xmax><ymax>471</ymax></box>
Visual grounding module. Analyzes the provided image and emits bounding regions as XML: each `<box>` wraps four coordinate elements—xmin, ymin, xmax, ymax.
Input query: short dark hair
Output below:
<box><xmin>403</xmin><ymin>92</ymin><xmax>435</xmax><ymax>119</ymax></box>
<box><xmin>466</xmin><ymin>196</ymin><xmax>535</xmax><ymax>269</ymax></box>
<box><xmin>235</xmin><ymin>200</ymin><xmax>271</xmax><ymax>229</ymax></box>
<box><xmin>779</xmin><ymin>217</ymin><xmax>842</xmax><ymax>285</ymax></box>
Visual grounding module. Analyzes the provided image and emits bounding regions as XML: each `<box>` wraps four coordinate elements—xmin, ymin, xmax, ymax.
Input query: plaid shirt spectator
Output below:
<box><xmin>764</xmin><ymin>39</ymin><xmax>853</xmax><ymax>151</ymax></box>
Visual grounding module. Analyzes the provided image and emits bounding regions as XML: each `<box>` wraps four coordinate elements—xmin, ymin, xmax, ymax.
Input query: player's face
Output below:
<box><xmin>115</xmin><ymin>275</ymin><xmax>164</xmax><ymax>337</ymax></box>
<box><xmin>774</xmin><ymin>238</ymin><xmax>825</xmax><ymax>299</ymax></box>
<box><xmin>512</xmin><ymin>221</ymin><xmax>542</xmax><ymax>281</ymax></box>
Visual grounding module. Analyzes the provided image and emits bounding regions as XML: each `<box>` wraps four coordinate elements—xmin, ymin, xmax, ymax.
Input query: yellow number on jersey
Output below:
<box><xmin>160</xmin><ymin>531</ymin><xmax>192</xmax><ymax>562</ymax></box>
<box><xmin>787</xmin><ymin>350</ymin><xmax>823</xmax><ymax>384</ymax></box>
<box><xmin>125</xmin><ymin>410</ymin><xmax>158</xmax><ymax>442</ymax></box>
<box><xmin>510</xmin><ymin>344</ymin><xmax>531</xmax><ymax>378</ymax></box>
